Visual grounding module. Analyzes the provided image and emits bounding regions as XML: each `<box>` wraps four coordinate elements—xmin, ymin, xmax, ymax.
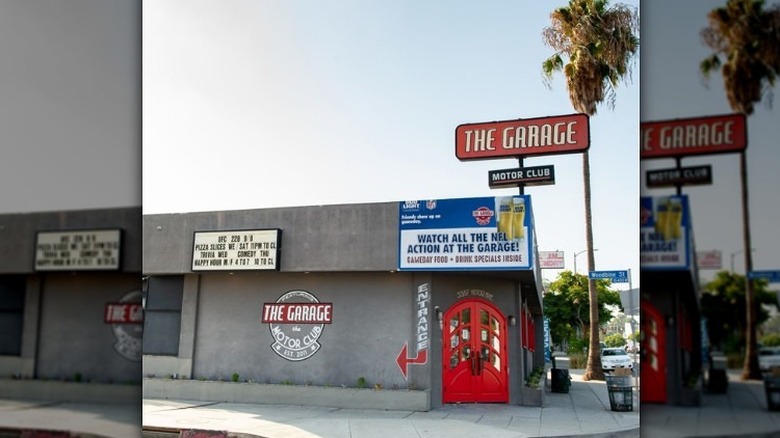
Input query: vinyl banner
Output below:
<box><xmin>640</xmin><ymin>195</ymin><xmax>692</xmax><ymax>270</ymax></box>
<box><xmin>398</xmin><ymin>196</ymin><xmax>534</xmax><ymax>271</ymax></box>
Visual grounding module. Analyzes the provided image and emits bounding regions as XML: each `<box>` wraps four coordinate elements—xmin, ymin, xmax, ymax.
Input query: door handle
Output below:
<box><xmin>473</xmin><ymin>355</ymin><xmax>483</xmax><ymax>376</ymax></box>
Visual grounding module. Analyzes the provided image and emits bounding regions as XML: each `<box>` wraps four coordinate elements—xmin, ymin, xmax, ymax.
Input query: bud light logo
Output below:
<box><xmin>403</xmin><ymin>201</ymin><xmax>421</xmax><ymax>211</ymax></box>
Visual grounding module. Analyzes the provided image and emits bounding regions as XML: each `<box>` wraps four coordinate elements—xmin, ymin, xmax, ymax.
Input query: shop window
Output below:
<box><xmin>0</xmin><ymin>276</ymin><xmax>25</xmax><ymax>356</ymax></box>
<box><xmin>142</xmin><ymin>276</ymin><xmax>183</xmax><ymax>355</ymax></box>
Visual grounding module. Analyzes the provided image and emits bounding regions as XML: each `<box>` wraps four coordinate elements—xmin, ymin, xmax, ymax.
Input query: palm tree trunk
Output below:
<box><xmin>582</xmin><ymin>150</ymin><xmax>604</xmax><ymax>381</ymax></box>
<box><xmin>739</xmin><ymin>151</ymin><xmax>761</xmax><ymax>380</ymax></box>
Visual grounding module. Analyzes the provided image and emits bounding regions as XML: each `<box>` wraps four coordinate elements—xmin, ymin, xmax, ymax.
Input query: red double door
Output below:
<box><xmin>442</xmin><ymin>299</ymin><xmax>509</xmax><ymax>403</ymax></box>
<box><xmin>641</xmin><ymin>299</ymin><xmax>667</xmax><ymax>403</ymax></box>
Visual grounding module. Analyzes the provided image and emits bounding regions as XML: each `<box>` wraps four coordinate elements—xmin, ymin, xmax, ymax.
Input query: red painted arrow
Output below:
<box><xmin>396</xmin><ymin>343</ymin><xmax>428</xmax><ymax>379</ymax></box>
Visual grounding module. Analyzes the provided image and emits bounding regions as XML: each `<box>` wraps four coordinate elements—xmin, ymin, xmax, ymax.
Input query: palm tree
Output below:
<box><xmin>700</xmin><ymin>0</ymin><xmax>780</xmax><ymax>380</ymax></box>
<box><xmin>542</xmin><ymin>0</ymin><xmax>638</xmax><ymax>381</ymax></box>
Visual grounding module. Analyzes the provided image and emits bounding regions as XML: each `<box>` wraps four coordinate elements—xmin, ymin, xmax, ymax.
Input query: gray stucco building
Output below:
<box><xmin>143</xmin><ymin>196</ymin><xmax>546</xmax><ymax>410</ymax></box>
<box><xmin>0</xmin><ymin>207</ymin><xmax>142</xmax><ymax>400</ymax></box>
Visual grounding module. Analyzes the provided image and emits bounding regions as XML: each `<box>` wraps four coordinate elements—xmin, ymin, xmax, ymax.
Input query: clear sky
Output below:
<box><xmin>641</xmin><ymin>0</ymin><xmax>780</xmax><ymax>286</ymax></box>
<box><xmin>0</xmin><ymin>0</ymin><xmax>140</xmax><ymax>213</ymax></box>
<box><xmin>143</xmin><ymin>0</ymin><xmax>640</xmax><ymax>289</ymax></box>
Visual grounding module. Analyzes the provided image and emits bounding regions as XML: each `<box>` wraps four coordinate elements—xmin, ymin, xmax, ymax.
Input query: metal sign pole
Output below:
<box><xmin>518</xmin><ymin>157</ymin><xmax>524</xmax><ymax>195</ymax></box>
<box><xmin>628</xmin><ymin>268</ymin><xmax>635</xmax><ymax>336</ymax></box>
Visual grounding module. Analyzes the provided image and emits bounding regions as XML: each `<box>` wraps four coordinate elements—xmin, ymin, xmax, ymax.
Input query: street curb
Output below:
<box><xmin>140</xmin><ymin>426</ymin><xmax>640</xmax><ymax>438</ymax></box>
<box><xmin>549</xmin><ymin>427</ymin><xmax>640</xmax><ymax>438</ymax></box>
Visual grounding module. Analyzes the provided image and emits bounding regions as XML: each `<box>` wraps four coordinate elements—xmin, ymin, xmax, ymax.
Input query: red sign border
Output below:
<box><xmin>455</xmin><ymin>113</ymin><xmax>590</xmax><ymax>161</ymax></box>
<box><xmin>640</xmin><ymin>113</ymin><xmax>747</xmax><ymax>160</ymax></box>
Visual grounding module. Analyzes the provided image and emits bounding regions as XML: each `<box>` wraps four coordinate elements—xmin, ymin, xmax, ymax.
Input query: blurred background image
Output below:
<box><xmin>0</xmin><ymin>1</ymin><xmax>141</xmax><ymax>437</ymax></box>
<box><xmin>640</xmin><ymin>0</ymin><xmax>780</xmax><ymax>436</ymax></box>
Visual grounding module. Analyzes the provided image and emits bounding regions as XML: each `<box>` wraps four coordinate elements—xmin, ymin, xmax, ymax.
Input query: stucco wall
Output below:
<box><xmin>190</xmin><ymin>271</ymin><xmax>415</xmax><ymax>390</ymax></box>
<box><xmin>143</xmin><ymin>203</ymin><xmax>398</xmax><ymax>274</ymax></box>
<box><xmin>35</xmin><ymin>273</ymin><xmax>142</xmax><ymax>383</ymax></box>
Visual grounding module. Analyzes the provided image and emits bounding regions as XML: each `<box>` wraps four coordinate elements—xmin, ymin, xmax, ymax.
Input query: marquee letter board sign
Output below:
<box><xmin>192</xmin><ymin>229</ymin><xmax>281</xmax><ymax>271</ymax></box>
<box><xmin>35</xmin><ymin>229</ymin><xmax>121</xmax><ymax>271</ymax></box>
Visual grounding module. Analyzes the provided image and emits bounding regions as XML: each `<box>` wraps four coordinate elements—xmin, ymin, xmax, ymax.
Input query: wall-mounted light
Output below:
<box><xmin>509</xmin><ymin>315</ymin><xmax>516</xmax><ymax>326</ymax></box>
<box><xmin>434</xmin><ymin>306</ymin><xmax>443</xmax><ymax>330</ymax></box>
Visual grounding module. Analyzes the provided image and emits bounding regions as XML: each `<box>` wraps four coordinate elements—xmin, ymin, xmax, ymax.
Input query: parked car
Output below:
<box><xmin>759</xmin><ymin>347</ymin><xmax>780</xmax><ymax>372</ymax></box>
<box><xmin>601</xmin><ymin>347</ymin><xmax>634</xmax><ymax>372</ymax></box>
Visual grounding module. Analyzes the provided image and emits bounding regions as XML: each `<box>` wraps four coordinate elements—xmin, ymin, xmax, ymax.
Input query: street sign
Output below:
<box><xmin>748</xmin><ymin>270</ymin><xmax>780</xmax><ymax>283</ymax></box>
<box><xmin>488</xmin><ymin>165</ymin><xmax>555</xmax><ymax>188</ymax></box>
<box><xmin>646</xmin><ymin>165</ymin><xmax>712</xmax><ymax>188</ymax></box>
<box><xmin>589</xmin><ymin>270</ymin><xmax>629</xmax><ymax>283</ymax></box>
<box><xmin>455</xmin><ymin>113</ymin><xmax>590</xmax><ymax>161</ymax></box>
<box><xmin>641</xmin><ymin>113</ymin><xmax>747</xmax><ymax>159</ymax></box>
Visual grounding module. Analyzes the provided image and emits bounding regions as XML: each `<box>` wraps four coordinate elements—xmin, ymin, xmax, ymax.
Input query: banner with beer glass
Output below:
<box><xmin>398</xmin><ymin>196</ymin><xmax>534</xmax><ymax>271</ymax></box>
<box><xmin>640</xmin><ymin>195</ymin><xmax>692</xmax><ymax>270</ymax></box>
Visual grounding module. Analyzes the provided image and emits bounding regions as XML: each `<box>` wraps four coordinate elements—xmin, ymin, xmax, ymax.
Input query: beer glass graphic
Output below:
<box><xmin>655</xmin><ymin>199</ymin><xmax>669</xmax><ymax>239</ymax></box>
<box><xmin>667</xmin><ymin>198</ymin><xmax>683</xmax><ymax>239</ymax></box>
<box><xmin>511</xmin><ymin>197</ymin><xmax>525</xmax><ymax>240</ymax></box>
<box><xmin>497</xmin><ymin>198</ymin><xmax>513</xmax><ymax>240</ymax></box>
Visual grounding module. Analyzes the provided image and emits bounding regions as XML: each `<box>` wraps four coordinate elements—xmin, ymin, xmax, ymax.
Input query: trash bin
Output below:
<box><xmin>707</xmin><ymin>368</ymin><xmax>728</xmax><ymax>393</ymax></box>
<box><xmin>551</xmin><ymin>368</ymin><xmax>571</xmax><ymax>393</ymax></box>
<box><xmin>605</xmin><ymin>375</ymin><xmax>633</xmax><ymax>411</ymax></box>
<box><xmin>764</xmin><ymin>372</ymin><xmax>780</xmax><ymax>411</ymax></box>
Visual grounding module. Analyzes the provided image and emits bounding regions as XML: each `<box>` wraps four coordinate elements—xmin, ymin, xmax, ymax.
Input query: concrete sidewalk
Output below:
<box><xmin>0</xmin><ymin>398</ymin><xmax>140</xmax><ymax>438</ymax></box>
<box><xmin>641</xmin><ymin>370</ymin><xmax>780</xmax><ymax>438</ymax></box>
<box><xmin>141</xmin><ymin>369</ymin><xmax>639</xmax><ymax>438</ymax></box>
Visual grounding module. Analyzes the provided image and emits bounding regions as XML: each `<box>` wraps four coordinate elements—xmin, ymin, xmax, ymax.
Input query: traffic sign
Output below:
<box><xmin>589</xmin><ymin>270</ymin><xmax>629</xmax><ymax>283</ymax></box>
<box><xmin>748</xmin><ymin>270</ymin><xmax>780</xmax><ymax>283</ymax></box>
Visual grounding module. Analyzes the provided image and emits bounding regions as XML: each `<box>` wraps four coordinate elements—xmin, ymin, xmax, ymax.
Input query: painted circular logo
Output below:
<box><xmin>472</xmin><ymin>206</ymin><xmax>494</xmax><ymax>225</ymax></box>
<box><xmin>262</xmin><ymin>290</ymin><xmax>332</xmax><ymax>361</ymax></box>
<box><xmin>107</xmin><ymin>290</ymin><xmax>143</xmax><ymax>362</ymax></box>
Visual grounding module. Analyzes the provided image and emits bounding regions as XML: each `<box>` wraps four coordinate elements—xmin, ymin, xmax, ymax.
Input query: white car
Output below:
<box><xmin>759</xmin><ymin>347</ymin><xmax>780</xmax><ymax>372</ymax></box>
<box><xmin>601</xmin><ymin>347</ymin><xmax>634</xmax><ymax>372</ymax></box>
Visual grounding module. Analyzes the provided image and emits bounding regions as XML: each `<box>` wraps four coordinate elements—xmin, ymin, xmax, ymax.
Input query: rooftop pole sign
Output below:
<box><xmin>641</xmin><ymin>114</ymin><xmax>747</xmax><ymax>159</ymax></box>
<box><xmin>455</xmin><ymin>113</ymin><xmax>590</xmax><ymax>161</ymax></box>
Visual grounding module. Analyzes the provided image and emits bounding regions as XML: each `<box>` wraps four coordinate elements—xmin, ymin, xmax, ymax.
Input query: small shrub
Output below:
<box><xmin>569</xmin><ymin>352</ymin><xmax>587</xmax><ymax>369</ymax></box>
<box><xmin>604</xmin><ymin>333</ymin><xmax>626</xmax><ymax>348</ymax></box>
<box><xmin>231</xmin><ymin>373</ymin><xmax>240</xmax><ymax>383</ymax></box>
<box><xmin>525</xmin><ymin>367</ymin><xmax>544</xmax><ymax>388</ymax></box>
<box><xmin>356</xmin><ymin>377</ymin><xmax>368</xmax><ymax>388</ymax></box>
<box><xmin>762</xmin><ymin>333</ymin><xmax>780</xmax><ymax>347</ymax></box>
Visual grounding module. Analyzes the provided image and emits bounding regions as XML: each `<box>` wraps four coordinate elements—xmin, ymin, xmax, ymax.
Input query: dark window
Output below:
<box><xmin>0</xmin><ymin>276</ymin><xmax>26</xmax><ymax>356</ymax></box>
<box><xmin>142</xmin><ymin>276</ymin><xmax>183</xmax><ymax>355</ymax></box>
